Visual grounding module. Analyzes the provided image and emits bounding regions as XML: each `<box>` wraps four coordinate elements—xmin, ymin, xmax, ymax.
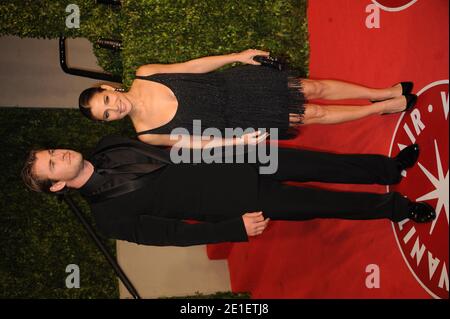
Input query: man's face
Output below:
<box><xmin>33</xmin><ymin>149</ymin><xmax>84</xmax><ymax>183</ymax></box>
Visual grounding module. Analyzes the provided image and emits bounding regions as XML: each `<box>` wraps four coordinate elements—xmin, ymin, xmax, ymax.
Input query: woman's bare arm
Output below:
<box><xmin>137</xmin><ymin>130</ymin><xmax>268</xmax><ymax>149</ymax></box>
<box><xmin>135</xmin><ymin>49</ymin><xmax>270</xmax><ymax>76</ymax></box>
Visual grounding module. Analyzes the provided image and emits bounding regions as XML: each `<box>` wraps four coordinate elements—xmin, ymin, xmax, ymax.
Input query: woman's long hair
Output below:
<box><xmin>78</xmin><ymin>87</ymin><xmax>105</xmax><ymax>120</ymax></box>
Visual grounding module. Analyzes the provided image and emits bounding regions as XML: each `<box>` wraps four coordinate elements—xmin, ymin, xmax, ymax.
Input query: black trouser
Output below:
<box><xmin>252</xmin><ymin>147</ymin><xmax>410</xmax><ymax>222</ymax></box>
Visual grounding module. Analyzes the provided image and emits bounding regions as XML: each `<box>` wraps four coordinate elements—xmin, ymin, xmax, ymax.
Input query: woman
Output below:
<box><xmin>79</xmin><ymin>49</ymin><xmax>416</xmax><ymax>148</ymax></box>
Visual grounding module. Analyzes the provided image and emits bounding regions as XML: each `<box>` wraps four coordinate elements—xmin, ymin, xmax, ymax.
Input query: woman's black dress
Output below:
<box><xmin>135</xmin><ymin>65</ymin><xmax>306</xmax><ymax>139</ymax></box>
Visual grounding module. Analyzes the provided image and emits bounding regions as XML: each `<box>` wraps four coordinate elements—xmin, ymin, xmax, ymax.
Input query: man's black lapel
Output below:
<box><xmin>93</xmin><ymin>135</ymin><xmax>172</xmax><ymax>164</ymax></box>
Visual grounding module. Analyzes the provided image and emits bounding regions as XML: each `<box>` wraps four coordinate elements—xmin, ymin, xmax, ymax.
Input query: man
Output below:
<box><xmin>22</xmin><ymin>136</ymin><xmax>435</xmax><ymax>246</ymax></box>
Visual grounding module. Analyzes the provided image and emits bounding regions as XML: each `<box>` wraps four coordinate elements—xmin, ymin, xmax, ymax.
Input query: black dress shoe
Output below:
<box><xmin>395</xmin><ymin>144</ymin><xmax>420</xmax><ymax>170</ymax></box>
<box><xmin>408</xmin><ymin>202</ymin><xmax>436</xmax><ymax>223</ymax></box>
<box><xmin>371</xmin><ymin>81</ymin><xmax>414</xmax><ymax>102</ymax></box>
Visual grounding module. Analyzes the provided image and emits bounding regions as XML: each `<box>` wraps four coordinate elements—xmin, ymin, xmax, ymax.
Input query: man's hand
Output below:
<box><xmin>236</xmin><ymin>49</ymin><xmax>270</xmax><ymax>65</ymax></box>
<box><xmin>242</xmin><ymin>211</ymin><xmax>270</xmax><ymax>237</ymax></box>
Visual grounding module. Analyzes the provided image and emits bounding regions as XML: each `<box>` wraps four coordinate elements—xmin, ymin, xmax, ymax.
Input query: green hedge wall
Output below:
<box><xmin>120</xmin><ymin>0</ymin><xmax>309</xmax><ymax>86</ymax></box>
<box><xmin>0</xmin><ymin>0</ymin><xmax>308</xmax><ymax>85</ymax></box>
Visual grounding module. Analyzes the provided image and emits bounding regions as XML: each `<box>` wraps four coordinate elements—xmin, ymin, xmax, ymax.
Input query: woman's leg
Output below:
<box><xmin>301</xmin><ymin>78</ymin><xmax>402</xmax><ymax>101</ymax></box>
<box><xmin>301</xmin><ymin>96</ymin><xmax>408</xmax><ymax>125</ymax></box>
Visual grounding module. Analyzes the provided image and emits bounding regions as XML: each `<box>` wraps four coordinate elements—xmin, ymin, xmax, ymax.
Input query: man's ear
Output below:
<box><xmin>50</xmin><ymin>181</ymin><xmax>66</xmax><ymax>193</ymax></box>
<box><xmin>100</xmin><ymin>84</ymin><xmax>116</xmax><ymax>91</ymax></box>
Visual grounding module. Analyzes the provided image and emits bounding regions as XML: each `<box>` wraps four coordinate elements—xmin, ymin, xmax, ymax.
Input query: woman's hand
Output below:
<box><xmin>238</xmin><ymin>130</ymin><xmax>269</xmax><ymax>145</ymax></box>
<box><xmin>236</xmin><ymin>49</ymin><xmax>270</xmax><ymax>65</ymax></box>
<box><xmin>242</xmin><ymin>211</ymin><xmax>270</xmax><ymax>237</ymax></box>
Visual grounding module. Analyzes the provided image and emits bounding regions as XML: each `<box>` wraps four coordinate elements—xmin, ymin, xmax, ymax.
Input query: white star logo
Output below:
<box><xmin>415</xmin><ymin>139</ymin><xmax>449</xmax><ymax>234</ymax></box>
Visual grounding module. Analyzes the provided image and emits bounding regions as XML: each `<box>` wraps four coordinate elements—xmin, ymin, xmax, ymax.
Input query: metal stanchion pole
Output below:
<box><xmin>62</xmin><ymin>194</ymin><xmax>141</xmax><ymax>299</ymax></box>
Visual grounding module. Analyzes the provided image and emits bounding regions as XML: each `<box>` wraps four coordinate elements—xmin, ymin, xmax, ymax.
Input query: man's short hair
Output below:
<box><xmin>21</xmin><ymin>149</ymin><xmax>53</xmax><ymax>193</ymax></box>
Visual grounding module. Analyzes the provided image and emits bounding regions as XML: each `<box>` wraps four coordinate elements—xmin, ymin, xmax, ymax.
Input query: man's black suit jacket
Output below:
<box><xmin>81</xmin><ymin>136</ymin><xmax>259</xmax><ymax>247</ymax></box>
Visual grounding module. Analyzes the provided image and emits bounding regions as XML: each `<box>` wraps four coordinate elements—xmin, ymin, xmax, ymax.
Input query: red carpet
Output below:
<box><xmin>208</xmin><ymin>0</ymin><xmax>448</xmax><ymax>298</ymax></box>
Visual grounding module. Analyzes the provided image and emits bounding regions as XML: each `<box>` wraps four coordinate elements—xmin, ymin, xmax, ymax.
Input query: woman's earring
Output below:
<box><xmin>114</xmin><ymin>88</ymin><xmax>125</xmax><ymax>92</ymax></box>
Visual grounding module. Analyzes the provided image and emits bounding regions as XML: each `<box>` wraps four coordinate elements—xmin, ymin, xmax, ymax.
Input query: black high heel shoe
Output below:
<box><xmin>371</xmin><ymin>81</ymin><xmax>414</xmax><ymax>103</ymax></box>
<box><xmin>381</xmin><ymin>93</ymin><xmax>417</xmax><ymax>115</ymax></box>
<box><xmin>402</xmin><ymin>93</ymin><xmax>417</xmax><ymax>112</ymax></box>
<box><xmin>399</xmin><ymin>81</ymin><xmax>414</xmax><ymax>95</ymax></box>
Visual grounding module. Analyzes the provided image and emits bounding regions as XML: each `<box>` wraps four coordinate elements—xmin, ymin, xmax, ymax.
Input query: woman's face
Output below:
<box><xmin>88</xmin><ymin>90</ymin><xmax>132</xmax><ymax>121</ymax></box>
